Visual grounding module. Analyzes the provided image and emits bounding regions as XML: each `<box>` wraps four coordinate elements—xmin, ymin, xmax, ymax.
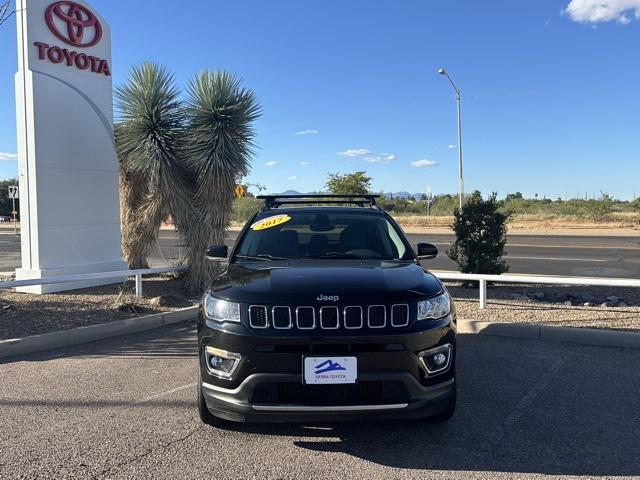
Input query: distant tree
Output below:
<box><xmin>0</xmin><ymin>178</ymin><xmax>19</xmax><ymax>217</ymax></box>
<box><xmin>505</xmin><ymin>192</ymin><xmax>523</xmax><ymax>201</ymax></box>
<box><xmin>448</xmin><ymin>191</ymin><xmax>511</xmax><ymax>280</ymax></box>
<box><xmin>325</xmin><ymin>171</ymin><xmax>371</xmax><ymax>195</ymax></box>
<box><xmin>0</xmin><ymin>1</ymin><xmax>15</xmax><ymax>27</ymax></box>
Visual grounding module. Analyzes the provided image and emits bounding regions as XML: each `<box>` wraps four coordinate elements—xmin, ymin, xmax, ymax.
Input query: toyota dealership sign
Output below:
<box><xmin>36</xmin><ymin>1</ymin><xmax>111</xmax><ymax>75</ymax></box>
<box><xmin>15</xmin><ymin>0</ymin><xmax>126</xmax><ymax>293</ymax></box>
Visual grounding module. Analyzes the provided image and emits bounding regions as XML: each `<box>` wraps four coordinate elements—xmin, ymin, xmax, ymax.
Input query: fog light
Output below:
<box><xmin>433</xmin><ymin>353</ymin><xmax>447</xmax><ymax>366</ymax></box>
<box><xmin>210</xmin><ymin>356</ymin><xmax>225</xmax><ymax>368</ymax></box>
<box><xmin>418</xmin><ymin>343</ymin><xmax>452</xmax><ymax>375</ymax></box>
<box><xmin>205</xmin><ymin>346</ymin><xmax>241</xmax><ymax>379</ymax></box>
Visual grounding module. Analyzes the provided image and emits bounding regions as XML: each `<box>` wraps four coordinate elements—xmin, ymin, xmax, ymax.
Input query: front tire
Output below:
<box><xmin>431</xmin><ymin>381</ymin><xmax>457</xmax><ymax>422</ymax></box>
<box><xmin>198</xmin><ymin>381</ymin><xmax>222</xmax><ymax>427</ymax></box>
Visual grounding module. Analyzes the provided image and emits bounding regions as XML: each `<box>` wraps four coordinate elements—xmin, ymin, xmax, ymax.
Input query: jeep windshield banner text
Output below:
<box><xmin>197</xmin><ymin>195</ymin><xmax>456</xmax><ymax>425</ymax></box>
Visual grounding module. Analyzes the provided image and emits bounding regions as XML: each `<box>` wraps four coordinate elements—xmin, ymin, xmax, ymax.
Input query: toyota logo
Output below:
<box><xmin>45</xmin><ymin>1</ymin><xmax>102</xmax><ymax>48</ymax></box>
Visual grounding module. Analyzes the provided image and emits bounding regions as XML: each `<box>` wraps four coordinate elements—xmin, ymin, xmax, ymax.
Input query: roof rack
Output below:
<box><xmin>257</xmin><ymin>194</ymin><xmax>380</xmax><ymax>209</ymax></box>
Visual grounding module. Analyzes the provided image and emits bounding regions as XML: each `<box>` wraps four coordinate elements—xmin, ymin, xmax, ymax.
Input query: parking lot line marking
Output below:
<box><xmin>481</xmin><ymin>356</ymin><xmax>564</xmax><ymax>452</ymax></box>
<box><xmin>506</xmin><ymin>256</ymin><xmax>609</xmax><ymax>262</ymax></box>
<box><xmin>136</xmin><ymin>382</ymin><xmax>197</xmax><ymax>405</ymax></box>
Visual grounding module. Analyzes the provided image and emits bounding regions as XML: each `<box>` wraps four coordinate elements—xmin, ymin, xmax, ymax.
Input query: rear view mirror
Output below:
<box><xmin>416</xmin><ymin>243</ymin><xmax>438</xmax><ymax>259</ymax></box>
<box><xmin>206</xmin><ymin>245</ymin><xmax>228</xmax><ymax>259</ymax></box>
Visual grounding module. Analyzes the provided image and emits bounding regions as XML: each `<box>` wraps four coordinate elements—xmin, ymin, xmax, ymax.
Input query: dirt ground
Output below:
<box><xmin>0</xmin><ymin>275</ymin><xmax>198</xmax><ymax>340</ymax></box>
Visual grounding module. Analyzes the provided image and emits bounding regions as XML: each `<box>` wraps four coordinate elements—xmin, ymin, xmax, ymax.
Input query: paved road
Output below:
<box><xmin>146</xmin><ymin>230</ymin><xmax>640</xmax><ymax>278</ymax></box>
<box><xmin>1</xmin><ymin>324</ymin><xmax>639</xmax><ymax>479</ymax></box>
<box><xmin>3</xmin><ymin>229</ymin><xmax>640</xmax><ymax>278</ymax></box>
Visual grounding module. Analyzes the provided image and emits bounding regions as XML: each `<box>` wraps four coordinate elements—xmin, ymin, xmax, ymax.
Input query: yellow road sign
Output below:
<box><xmin>235</xmin><ymin>185</ymin><xmax>247</xmax><ymax>198</ymax></box>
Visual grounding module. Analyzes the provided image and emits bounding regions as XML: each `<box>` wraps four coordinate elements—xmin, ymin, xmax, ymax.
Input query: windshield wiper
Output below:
<box><xmin>304</xmin><ymin>252</ymin><xmax>363</xmax><ymax>259</ymax></box>
<box><xmin>234</xmin><ymin>254</ymin><xmax>288</xmax><ymax>261</ymax></box>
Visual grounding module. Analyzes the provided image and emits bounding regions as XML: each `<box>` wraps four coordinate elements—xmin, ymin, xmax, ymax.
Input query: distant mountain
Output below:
<box><xmin>269</xmin><ymin>190</ymin><xmax>329</xmax><ymax>196</ymax></box>
<box><xmin>268</xmin><ymin>190</ymin><xmax>428</xmax><ymax>199</ymax></box>
<box><xmin>383</xmin><ymin>192</ymin><xmax>424</xmax><ymax>200</ymax></box>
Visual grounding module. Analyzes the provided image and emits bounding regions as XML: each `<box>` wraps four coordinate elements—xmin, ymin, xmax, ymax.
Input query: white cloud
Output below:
<box><xmin>337</xmin><ymin>148</ymin><xmax>372</xmax><ymax>158</ymax></box>
<box><xmin>564</xmin><ymin>0</ymin><xmax>640</xmax><ymax>24</ymax></box>
<box><xmin>411</xmin><ymin>159</ymin><xmax>438</xmax><ymax>168</ymax></box>
<box><xmin>0</xmin><ymin>152</ymin><xmax>18</xmax><ymax>161</ymax></box>
<box><xmin>447</xmin><ymin>144</ymin><xmax>456</xmax><ymax>150</ymax></box>
<box><xmin>264</xmin><ymin>161</ymin><xmax>278</xmax><ymax>167</ymax></box>
<box><xmin>365</xmin><ymin>153</ymin><xmax>396</xmax><ymax>164</ymax></box>
<box><xmin>295</xmin><ymin>129</ymin><xmax>318</xmax><ymax>136</ymax></box>
<box><xmin>299</xmin><ymin>161</ymin><xmax>313</xmax><ymax>166</ymax></box>
<box><xmin>287</xmin><ymin>175</ymin><xmax>300</xmax><ymax>181</ymax></box>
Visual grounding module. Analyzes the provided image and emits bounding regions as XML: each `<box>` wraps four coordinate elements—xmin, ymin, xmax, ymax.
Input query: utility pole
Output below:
<box><xmin>438</xmin><ymin>68</ymin><xmax>464</xmax><ymax>209</ymax></box>
<box><xmin>426</xmin><ymin>185</ymin><xmax>433</xmax><ymax>216</ymax></box>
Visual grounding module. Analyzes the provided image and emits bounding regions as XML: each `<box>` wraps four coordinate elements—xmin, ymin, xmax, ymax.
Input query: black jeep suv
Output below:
<box><xmin>197</xmin><ymin>195</ymin><xmax>456</xmax><ymax>425</ymax></box>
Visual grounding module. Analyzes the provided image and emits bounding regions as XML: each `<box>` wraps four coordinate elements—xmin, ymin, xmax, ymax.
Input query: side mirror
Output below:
<box><xmin>206</xmin><ymin>245</ymin><xmax>228</xmax><ymax>259</ymax></box>
<box><xmin>416</xmin><ymin>243</ymin><xmax>438</xmax><ymax>259</ymax></box>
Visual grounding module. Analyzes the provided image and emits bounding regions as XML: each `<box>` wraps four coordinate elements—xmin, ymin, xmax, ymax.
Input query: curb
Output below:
<box><xmin>0</xmin><ymin>306</ymin><xmax>199</xmax><ymax>359</ymax></box>
<box><xmin>458</xmin><ymin>319</ymin><xmax>640</xmax><ymax>349</ymax></box>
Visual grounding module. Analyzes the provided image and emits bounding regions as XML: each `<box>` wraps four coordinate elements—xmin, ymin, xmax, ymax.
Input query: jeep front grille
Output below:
<box><xmin>247</xmin><ymin>304</ymin><xmax>412</xmax><ymax>331</ymax></box>
<box><xmin>248</xmin><ymin>305</ymin><xmax>268</xmax><ymax>328</ymax></box>
<box><xmin>391</xmin><ymin>304</ymin><xmax>410</xmax><ymax>327</ymax></box>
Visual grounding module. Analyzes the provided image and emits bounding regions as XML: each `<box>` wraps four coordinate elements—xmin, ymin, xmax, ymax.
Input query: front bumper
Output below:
<box><xmin>198</xmin><ymin>312</ymin><xmax>456</xmax><ymax>422</ymax></box>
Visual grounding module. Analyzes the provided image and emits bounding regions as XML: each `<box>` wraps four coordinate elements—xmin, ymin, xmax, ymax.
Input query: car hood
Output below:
<box><xmin>208</xmin><ymin>260</ymin><xmax>443</xmax><ymax>305</ymax></box>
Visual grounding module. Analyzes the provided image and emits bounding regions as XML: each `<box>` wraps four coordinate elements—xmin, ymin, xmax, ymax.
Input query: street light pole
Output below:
<box><xmin>438</xmin><ymin>68</ymin><xmax>464</xmax><ymax>209</ymax></box>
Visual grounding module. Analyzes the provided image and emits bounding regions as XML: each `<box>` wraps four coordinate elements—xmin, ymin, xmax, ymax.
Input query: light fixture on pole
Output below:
<box><xmin>438</xmin><ymin>68</ymin><xmax>464</xmax><ymax>209</ymax></box>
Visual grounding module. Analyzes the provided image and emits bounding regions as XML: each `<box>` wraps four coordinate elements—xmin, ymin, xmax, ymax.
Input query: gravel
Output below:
<box><xmin>448</xmin><ymin>283</ymin><xmax>640</xmax><ymax>331</ymax></box>
<box><xmin>0</xmin><ymin>275</ymin><xmax>198</xmax><ymax>340</ymax></box>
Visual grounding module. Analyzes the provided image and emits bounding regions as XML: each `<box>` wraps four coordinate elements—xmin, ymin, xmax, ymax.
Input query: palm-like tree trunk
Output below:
<box><xmin>119</xmin><ymin>168</ymin><xmax>151</xmax><ymax>269</ymax></box>
<box><xmin>116</xmin><ymin>64</ymin><xmax>260</xmax><ymax>292</ymax></box>
<box><xmin>181</xmin><ymin>71</ymin><xmax>261</xmax><ymax>290</ymax></box>
<box><xmin>115</xmin><ymin>63</ymin><xmax>187</xmax><ymax>270</ymax></box>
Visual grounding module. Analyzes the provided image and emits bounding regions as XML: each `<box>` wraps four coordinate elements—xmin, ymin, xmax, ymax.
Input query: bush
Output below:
<box><xmin>581</xmin><ymin>192</ymin><xmax>614</xmax><ymax>222</ymax></box>
<box><xmin>0</xmin><ymin>178</ymin><xmax>19</xmax><ymax>217</ymax></box>
<box><xmin>448</xmin><ymin>191</ymin><xmax>511</xmax><ymax>278</ymax></box>
<box><xmin>232</xmin><ymin>197</ymin><xmax>262</xmax><ymax>223</ymax></box>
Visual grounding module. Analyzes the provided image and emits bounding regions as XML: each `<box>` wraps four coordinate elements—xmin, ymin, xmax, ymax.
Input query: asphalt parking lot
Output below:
<box><xmin>1</xmin><ymin>324</ymin><xmax>639</xmax><ymax>479</ymax></box>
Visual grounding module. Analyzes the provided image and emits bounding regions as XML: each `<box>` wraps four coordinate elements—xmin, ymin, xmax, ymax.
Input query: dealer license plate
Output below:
<box><xmin>303</xmin><ymin>356</ymin><xmax>357</xmax><ymax>384</ymax></box>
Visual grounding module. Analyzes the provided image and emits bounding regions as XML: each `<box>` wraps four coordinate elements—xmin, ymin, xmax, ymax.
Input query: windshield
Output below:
<box><xmin>233</xmin><ymin>212</ymin><xmax>413</xmax><ymax>261</ymax></box>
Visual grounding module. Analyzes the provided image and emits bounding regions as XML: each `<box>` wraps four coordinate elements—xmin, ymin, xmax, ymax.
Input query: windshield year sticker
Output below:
<box><xmin>251</xmin><ymin>214</ymin><xmax>292</xmax><ymax>231</ymax></box>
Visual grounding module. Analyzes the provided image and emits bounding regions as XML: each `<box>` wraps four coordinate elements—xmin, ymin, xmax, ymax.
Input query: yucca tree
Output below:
<box><xmin>115</xmin><ymin>62</ymin><xmax>192</xmax><ymax>269</ymax></box>
<box><xmin>181</xmin><ymin>70</ymin><xmax>261</xmax><ymax>289</ymax></box>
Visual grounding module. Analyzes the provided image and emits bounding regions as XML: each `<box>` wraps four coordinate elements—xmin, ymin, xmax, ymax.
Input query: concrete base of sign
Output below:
<box><xmin>15</xmin><ymin>260</ymin><xmax>128</xmax><ymax>294</ymax></box>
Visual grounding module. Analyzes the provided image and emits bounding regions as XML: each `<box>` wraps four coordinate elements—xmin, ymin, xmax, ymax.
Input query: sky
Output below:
<box><xmin>0</xmin><ymin>0</ymin><xmax>639</xmax><ymax>199</ymax></box>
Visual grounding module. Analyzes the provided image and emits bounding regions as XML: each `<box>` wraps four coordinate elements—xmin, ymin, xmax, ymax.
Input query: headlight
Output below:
<box><xmin>203</xmin><ymin>294</ymin><xmax>241</xmax><ymax>323</ymax></box>
<box><xmin>417</xmin><ymin>292</ymin><xmax>450</xmax><ymax>320</ymax></box>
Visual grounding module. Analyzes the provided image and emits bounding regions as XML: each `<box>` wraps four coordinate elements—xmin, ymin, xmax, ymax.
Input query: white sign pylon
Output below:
<box><xmin>15</xmin><ymin>0</ymin><xmax>126</xmax><ymax>293</ymax></box>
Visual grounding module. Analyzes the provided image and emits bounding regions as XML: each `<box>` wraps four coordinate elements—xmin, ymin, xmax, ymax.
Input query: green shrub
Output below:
<box><xmin>448</xmin><ymin>191</ymin><xmax>511</xmax><ymax>278</ymax></box>
<box><xmin>232</xmin><ymin>197</ymin><xmax>262</xmax><ymax>223</ymax></box>
<box><xmin>581</xmin><ymin>193</ymin><xmax>614</xmax><ymax>222</ymax></box>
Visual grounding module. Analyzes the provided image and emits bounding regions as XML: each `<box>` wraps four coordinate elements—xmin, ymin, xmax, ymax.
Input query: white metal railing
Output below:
<box><xmin>0</xmin><ymin>266</ymin><xmax>187</xmax><ymax>298</ymax></box>
<box><xmin>432</xmin><ymin>271</ymin><xmax>640</xmax><ymax>309</ymax></box>
<box><xmin>1</xmin><ymin>266</ymin><xmax>638</xmax><ymax>308</ymax></box>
